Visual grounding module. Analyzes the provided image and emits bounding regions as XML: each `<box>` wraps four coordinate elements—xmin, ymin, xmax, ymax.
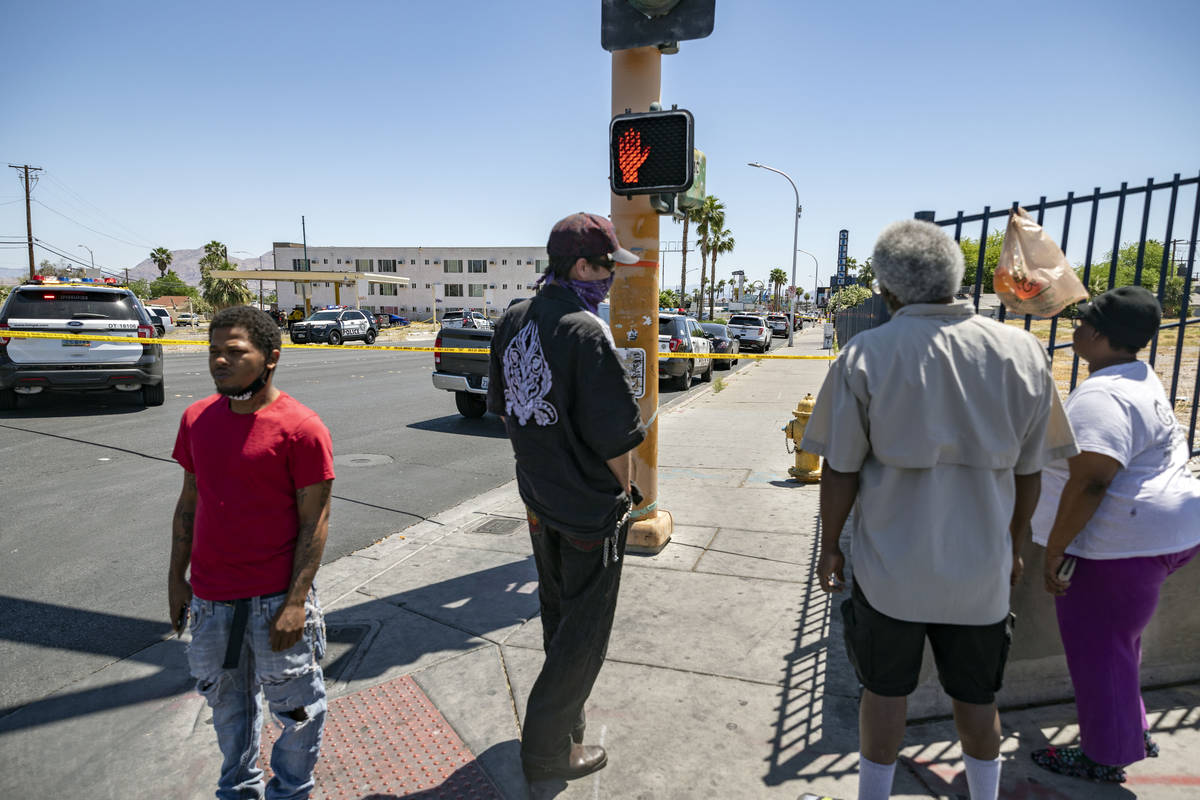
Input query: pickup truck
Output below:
<box><xmin>432</xmin><ymin>325</ymin><xmax>494</xmax><ymax>417</ymax></box>
<box><xmin>726</xmin><ymin>314</ymin><xmax>771</xmax><ymax>352</ymax></box>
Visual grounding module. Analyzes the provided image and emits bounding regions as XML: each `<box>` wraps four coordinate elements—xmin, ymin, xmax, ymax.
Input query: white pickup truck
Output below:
<box><xmin>725</xmin><ymin>314</ymin><xmax>771</xmax><ymax>352</ymax></box>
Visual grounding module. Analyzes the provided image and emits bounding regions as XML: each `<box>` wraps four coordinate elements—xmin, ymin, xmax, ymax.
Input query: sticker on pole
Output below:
<box><xmin>615</xmin><ymin>347</ymin><xmax>646</xmax><ymax>399</ymax></box>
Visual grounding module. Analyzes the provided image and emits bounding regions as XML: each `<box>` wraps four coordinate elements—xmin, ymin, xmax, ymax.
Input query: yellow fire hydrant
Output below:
<box><xmin>783</xmin><ymin>393</ymin><xmax>822</xmax><ymax>483</ymax></box>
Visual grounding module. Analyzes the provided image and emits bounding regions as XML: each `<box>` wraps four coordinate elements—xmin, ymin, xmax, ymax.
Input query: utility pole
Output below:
<box><xmin>301</xmin><ymin>215</ymin><xmax>311</xmax><ymax>315</ymax></box>
<box><xmin>9</xmin><ymin>164</ymin><xmax>42</xmax><ymax>279</ymax></box>
<box><xmin>610</xmin><ymin>46</ymin><xmax>671</xmax><ymax>552</ymax></box>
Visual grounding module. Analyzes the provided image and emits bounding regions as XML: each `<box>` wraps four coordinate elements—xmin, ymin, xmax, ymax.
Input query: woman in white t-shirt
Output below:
<box><xmin>1030</xmin><ymin>286</ymin><xmax>1200</xmax><ymax>784</ymax></box>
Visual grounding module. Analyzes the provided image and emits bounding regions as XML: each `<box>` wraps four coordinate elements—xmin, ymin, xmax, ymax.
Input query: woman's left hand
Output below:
<box><xmin>1043</xmin><ymin>551</ymin><xmax>1070</xmax><ymax>596</ymax></box>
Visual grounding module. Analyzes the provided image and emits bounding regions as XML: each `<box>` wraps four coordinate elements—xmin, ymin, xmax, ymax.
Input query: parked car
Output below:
<box><xmin>144</xmin><ymin>305</ymin><xmax>175</xmax><ymax>337</ymax></box>
<box><xmin>440</xmin><ymin>310</ymin><xmax>492</xmax><ymax>330</ymax></box>
<box><xmin>658</xmin><ymin>314</ymin><xmax>713</xmax><ymax>390</ymax></box>
<box><xmin>766</xmin><ymin>313</ymin><xmax>790</xmax><ymax>338</ymax></box>
<box><xmin>726</xmin><ymin>314</ymin><xmax>771</xmax><ymax>352</ymax></box>
<box><xmin>0</xmin><ymin>276</ymin><xmax>165</xmax><ymax>409</ymax></box>
<box><xmin>290</xmin><ymin>306</ymin><xmax>377</xmax><ymax>345</ymax></box>
<box><xmin>374</xmin><ymin>313</ymin><xmax>410</xmax><ymax>329</ymax></box>
<box><xmin>175</xmin><ymin>312</ymin><xmax>201</xmax><ymax>327</ymax></box>
<box><xmin>701</xmin><ymin>322</ymin><xmax>740</xmax><ymax>370</ymax></box>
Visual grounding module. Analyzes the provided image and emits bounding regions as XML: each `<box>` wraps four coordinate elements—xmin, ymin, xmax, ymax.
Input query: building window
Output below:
<box><xmin>468</xmin><ymin>259</ymin><xmax>486</xmax><ymax>273</ymax></box>
<box><xmin>425</xmin><ymin>283</ymin><xmax>431</xmax><ymax>289</ymax></box>
<box><xmin>337</xmin><ymin>259</ymin><xmax>342</xmax><ymax>264</ymax></box>
<box><xmin>516</xmin><ymin>260</ymin><xmax>522</xmax><ymax>265</ymax></box>
<box><xmin>535</xmin><ymin>259</ymin><xmax>548</xmax><ymax>273</ymax></box>
<box><xmin>469</xmin><ymin>283</ymin><xmax>486</xmax><ymax>297</ymax></box>
<box><xmin>355</xmin><ymin>259</ymin><xmax>373</xmax><ymax>272</ymax></box>
<box><xmin>502</xmin><ymin>283</ymin><xmax>508</xmax><ymax>290</ymax></box>
<box><xmin>378</xmin><ymin>284</ymin><xmax>398</xmax><ymax>296</ymax></box>
<box><xmin>502</xmin><ymin>259</ymin><xmax>508</xmax><ymax>265</ymax></box>
<box><xmin>426</xmin><ymin>306</ymin><xmax>431</xmax><ymax>312</ymax></box>
<box><xmin>444</xmin><ymin>284</ymin><xmax>463</xmax><ymax>297</ymax></box>
<box><xmin>377</xmin><ymin>259</ymin><xmax>396</xmax><ymax>273</ymax></box>
<box><xmin>443</xmin><ymin>259</ymin><xmax>462</xmax><ymax>273</ymax></box>
<box><xmin>410</xmin><ymin>259</ymin><xmax>416</xmax><ymax>264</ymax></box>
<box><xmin>424</xmin><ymin>259</ymin><xmax>429</xmax><ymax>265</ymax></box>
<box><xmin>291</xmin><ymin>258</ymin><xmax>312</xmax><ymax>271</ymax></box>
<box><xmin>368</xmin><ymin>284</ymin><xmax>376</xmax><ymax>295</ymax></box>
<box><xmin>323</xmin><ymin>258</ymin><xmax>328</xmax><ymax>264</ymax></box>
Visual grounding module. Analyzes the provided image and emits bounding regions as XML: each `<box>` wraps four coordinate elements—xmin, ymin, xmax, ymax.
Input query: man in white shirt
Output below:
<box><xmin>801</xmin><ymin>220</ymin><xmax>1077</xmax><ymax>800</ymax></box>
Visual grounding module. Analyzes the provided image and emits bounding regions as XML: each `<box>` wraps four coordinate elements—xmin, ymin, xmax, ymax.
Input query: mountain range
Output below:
<box><xmin>0</xmin><ymin>249</ymin><xmax>273</xmax><ymax>285</ymax></box>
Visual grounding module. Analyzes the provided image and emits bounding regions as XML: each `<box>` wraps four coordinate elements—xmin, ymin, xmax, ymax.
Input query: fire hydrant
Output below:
<box><xmin>783</xmin><ymin>393</ymin><xmax>822</xmax><ymax>483</ymax></box>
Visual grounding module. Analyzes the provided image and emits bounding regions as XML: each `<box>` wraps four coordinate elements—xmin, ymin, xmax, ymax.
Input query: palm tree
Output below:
<box><xmin>198</xmin><ymin>239</ymin><xmax>252</xmax><ymax>310</ymax></box>
<box><xmin>695</xmin><ymin>196</ymin><xmax>725</xmax><ymax>318</ymax></box>
<box><xmin>202</xmin><ymin>277</ymin><xmax>254</xmax><ymax>311</ymax></box>
<box><xmin>769</xmin><ymin>268</ymin><xmax>788</xmax><ymax>311</ymax></box>
<box><xmin>150</xmin><ymin>247</ymin><xmax>172</xmax><ymax>279</ymax></box>
<box><xmin>707</xmin><ymin>227</ymin><xmax>735</xmax><ymax>320</ymax></box>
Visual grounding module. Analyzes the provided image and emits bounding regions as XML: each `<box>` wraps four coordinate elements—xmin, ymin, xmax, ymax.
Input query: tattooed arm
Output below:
<box><xmin>269</xmin><ymin>479</ymin><xmax>333</xmax><ymax>651</ymax></box>
<box><xmin>168</xmin><ymin>471</ymin><xmax>198</xmax><ymax>633</ymax></box>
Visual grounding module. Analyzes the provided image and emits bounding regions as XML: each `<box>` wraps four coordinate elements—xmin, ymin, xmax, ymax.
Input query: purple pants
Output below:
<box><xmin>1055</xmin><ymin>543</ymin><xmax>1200</xmax><ymax>766</ymax></box>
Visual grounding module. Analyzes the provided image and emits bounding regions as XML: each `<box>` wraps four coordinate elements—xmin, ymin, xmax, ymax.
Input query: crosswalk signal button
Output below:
<box><xmin>609</xmin><ymin>109</ymin><xmax>695</xmax><ymax>196</ymax></box>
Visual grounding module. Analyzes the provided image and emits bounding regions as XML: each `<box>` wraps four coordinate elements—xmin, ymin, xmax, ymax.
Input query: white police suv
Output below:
<box><xmin>0</xmin><ymin>276</ymin><xmax>165</xmax><ymax>409</ymax></box>
<box><xmin>289</xmin><ymin>306</ymin><xmax>377</xmax><ymax>346</ymax></box>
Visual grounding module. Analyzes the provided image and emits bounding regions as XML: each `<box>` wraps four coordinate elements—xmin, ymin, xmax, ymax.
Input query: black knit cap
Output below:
<box><xmin>1079</xmin><ymin>285</ymin><xmax>1162</xmax><ymax>350</ymax></box>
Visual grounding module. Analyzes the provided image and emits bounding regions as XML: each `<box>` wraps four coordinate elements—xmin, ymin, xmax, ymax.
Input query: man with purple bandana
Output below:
<box><xmin>487</xmin><ymin>213</ymin><xmax>645</xmax><ymax>784</ymax></box>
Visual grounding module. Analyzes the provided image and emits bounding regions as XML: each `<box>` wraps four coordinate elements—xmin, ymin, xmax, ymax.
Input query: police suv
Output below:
<box><xmin>289</xmin><ymin>306</ymin><xmax>377</xmax><ymax>345</ymax></box>
<box><xmin>0</xmin><ymin>276</ymin><xmax>165</xmax><ymax>409</ymax></box>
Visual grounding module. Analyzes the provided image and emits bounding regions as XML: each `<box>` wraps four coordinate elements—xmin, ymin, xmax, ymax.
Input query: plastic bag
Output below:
<box><xmin>994</xmin><ymin>207</ymin><xmax>1088</xmax><ymax>317</ymax></box>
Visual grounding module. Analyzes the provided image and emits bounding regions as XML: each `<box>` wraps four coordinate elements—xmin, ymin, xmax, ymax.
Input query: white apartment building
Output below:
<box><xmin>271</xmin><ymin>243</ymin><xmax>550</xmax><ymax>320</ymax></box>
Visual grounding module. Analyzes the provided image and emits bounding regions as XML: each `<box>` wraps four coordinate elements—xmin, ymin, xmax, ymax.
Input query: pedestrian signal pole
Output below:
<box><xmin>610</xmin><ymin>47</ymin><xmax>672</xmax><ymax>552</ymax></box>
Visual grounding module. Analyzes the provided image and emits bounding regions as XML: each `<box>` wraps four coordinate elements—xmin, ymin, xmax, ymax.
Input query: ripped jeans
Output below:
<box><xmin>187</xmin><ymin>590</ymin><xmax>327</xmax><ymax>800</ymax></box>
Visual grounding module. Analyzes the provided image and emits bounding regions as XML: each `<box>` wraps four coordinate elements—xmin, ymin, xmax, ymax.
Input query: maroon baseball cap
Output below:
<box><xmin>547</xmin><ymin>212</ymin><xmax>639</xmax><ymax>265</ymax></box>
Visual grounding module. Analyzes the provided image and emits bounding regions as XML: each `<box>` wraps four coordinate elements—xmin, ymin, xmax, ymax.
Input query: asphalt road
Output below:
<box><xmin>0</xmin><ymin>335</ymin><xmax>749</xmax><ymax>716</ymax></box>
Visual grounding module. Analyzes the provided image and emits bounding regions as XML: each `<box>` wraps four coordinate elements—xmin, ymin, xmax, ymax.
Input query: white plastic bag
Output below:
<box><xmin>995</xmin><ymin>207</ymin><xmax>1088</xmax><ymax>317</ymax></box>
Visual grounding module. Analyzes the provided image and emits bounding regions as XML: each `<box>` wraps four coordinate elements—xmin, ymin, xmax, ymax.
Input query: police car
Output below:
<box><xmin>0</xmin><ymin>275</ymin><xmax>165</xmax><ymax>409</ymax></box>
<box><xmin>289</xmin><ymin>306</ymin><xmax>377</xmax><ymax>345</ymax></box>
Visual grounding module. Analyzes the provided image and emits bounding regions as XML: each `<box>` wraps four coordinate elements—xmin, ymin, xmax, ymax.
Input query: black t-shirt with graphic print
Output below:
<box><xmin>487</xmin><ymin>283</ymin><xmax>646</xmax><ymax>540</ymax></box>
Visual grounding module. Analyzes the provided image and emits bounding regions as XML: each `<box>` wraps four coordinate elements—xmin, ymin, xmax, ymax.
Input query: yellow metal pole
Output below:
<box><xmin>611</xmin><ymin>46</ymin><xmax>671</xmax><ymax>553</ymax></box>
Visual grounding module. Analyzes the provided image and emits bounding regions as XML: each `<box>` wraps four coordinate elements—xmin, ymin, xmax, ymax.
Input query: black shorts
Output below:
<box><xmin>840</xmin><ymin>581</ymin><xmax>1013</xmax><ymax>705</ymax></box>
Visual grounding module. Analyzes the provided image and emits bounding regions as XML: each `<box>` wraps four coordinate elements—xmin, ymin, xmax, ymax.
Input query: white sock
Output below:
<box><xmin>857</xmin><ymin>755</ymin><xmax>896</xmax><ymax>800</ymax></box>
<box><xmin>962</xmin><ymin>753</ymin><xmax>1002</xmax><ymax>800</ymax></box>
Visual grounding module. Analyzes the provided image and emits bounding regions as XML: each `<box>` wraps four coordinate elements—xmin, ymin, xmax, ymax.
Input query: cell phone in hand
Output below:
<box><xmin>1056</xmin><ymin>556</ymin><xmax>1077</xmax><ymax>582</ymax></box>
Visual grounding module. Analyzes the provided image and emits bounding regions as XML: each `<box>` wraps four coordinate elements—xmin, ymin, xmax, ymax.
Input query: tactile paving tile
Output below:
<box><xmin>259</xmin><ymin>674</ymin><xmax>501</xmax><ymax>799</ymax></box>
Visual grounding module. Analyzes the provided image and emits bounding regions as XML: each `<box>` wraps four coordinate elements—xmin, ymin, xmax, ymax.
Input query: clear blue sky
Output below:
<box><xmin>2</xmin><ymin>0</ymin><xmax>1197</xmax><ymax>292</ymax></box>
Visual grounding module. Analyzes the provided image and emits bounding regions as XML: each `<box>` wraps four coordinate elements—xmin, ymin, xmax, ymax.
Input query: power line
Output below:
<box><xmin>40</xmin><ymin>172</ymin><xmax>157</xmax><ymax>248</ymax></box>
<box><xmin>31</xmin><ymin>199</ymin><xmax>152</xmax><ymax>249</ymax></box>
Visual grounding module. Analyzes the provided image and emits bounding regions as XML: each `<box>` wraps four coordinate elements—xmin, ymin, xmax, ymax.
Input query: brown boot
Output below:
<box><xmin>523</xmin><ymin>743</ymin><xmax>608</xmax><ymax>782</ymax></box>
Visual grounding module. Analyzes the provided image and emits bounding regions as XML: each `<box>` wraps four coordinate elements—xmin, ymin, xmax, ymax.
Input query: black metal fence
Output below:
<box><xmin>834</xmin><ymin>293</ymin><xmax>889</xmax><ymax>348</ymax></box>
<box><xmin>914</xmin><ymin>172</ymin><xmax>1200</xmax><ymax>457</ymax></box>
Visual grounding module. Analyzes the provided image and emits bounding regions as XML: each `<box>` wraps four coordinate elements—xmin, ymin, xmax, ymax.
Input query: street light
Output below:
<box><xmin>77</xmin><ymin>244</ymin><xmax>95</xmax><ymax>277</ymax></box>
<box><xmin>748</xmin><ymin>162</ymin><xmax>800</xmax><ymax>346</ymax></box>
<box><xmin>796</xmin><ymin>248</ymin><xmax>819</xmax><ymax>311</ymax></box>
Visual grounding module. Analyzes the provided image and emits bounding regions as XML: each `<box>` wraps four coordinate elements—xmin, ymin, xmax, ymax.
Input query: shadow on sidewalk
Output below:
<box><xmin>0</xmin><ymin>556</ymin><xmax>539</xmax><ymax>734</ymax></box>
<box><xmin>406</xmin><ymin>414</ymin><xmax>509</xmax><ymax>439</ymax></box>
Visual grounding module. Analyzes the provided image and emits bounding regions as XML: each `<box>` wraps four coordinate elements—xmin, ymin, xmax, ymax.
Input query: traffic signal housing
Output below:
<box><xmin>609</xmin><ymin>109</ymin><xmax>695</xmax><ymax>196</ymax></box>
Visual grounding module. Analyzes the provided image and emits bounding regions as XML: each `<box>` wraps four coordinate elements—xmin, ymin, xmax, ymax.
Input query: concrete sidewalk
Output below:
<box><xmin>3</xmin><ymin>325</ymin><xmax>1199</xmax><ymax>799</ymax></box>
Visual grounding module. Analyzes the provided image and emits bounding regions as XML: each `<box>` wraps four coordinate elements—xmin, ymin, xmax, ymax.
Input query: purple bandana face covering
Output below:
<box><xmin>540</xmin><ymin>273</ymin><xmax>614</xmax><ymax>314</ymax></box>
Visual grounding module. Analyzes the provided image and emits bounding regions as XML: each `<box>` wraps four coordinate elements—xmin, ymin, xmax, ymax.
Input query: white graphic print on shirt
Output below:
<box><xmin>503</xmin><ymin>320</ymin><xmax>559</xmax><ymax>427</ymax></box>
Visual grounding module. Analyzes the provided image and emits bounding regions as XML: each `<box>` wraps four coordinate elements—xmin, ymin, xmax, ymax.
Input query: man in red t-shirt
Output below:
<box><xmin>169</xmin><ymin>305</ymin><xmax>335</xmax><ymax>800</ymax></box>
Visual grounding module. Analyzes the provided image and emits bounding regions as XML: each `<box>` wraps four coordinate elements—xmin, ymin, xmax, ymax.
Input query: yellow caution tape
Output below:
<box><xmin>2</xmin><ymin>329</ymin><xmax>834</xmax><ymax>360</ymax></box>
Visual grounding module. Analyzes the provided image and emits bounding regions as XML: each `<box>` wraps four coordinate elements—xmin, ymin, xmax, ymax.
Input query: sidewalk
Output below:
<box><xmin>3</xmin><ymin>325</ymin><xmax>1199</xmax><ymax>798</ymax></box>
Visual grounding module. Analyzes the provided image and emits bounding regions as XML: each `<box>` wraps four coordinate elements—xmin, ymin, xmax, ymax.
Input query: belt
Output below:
<box><xmin>219</xmin><ymin>591</ymin><xmax>288</xmax><ymax>669</ymax></box>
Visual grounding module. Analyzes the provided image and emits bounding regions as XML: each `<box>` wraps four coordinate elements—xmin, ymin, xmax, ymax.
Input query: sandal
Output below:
<box><xmin>1145</xmin><ymin>730</ymin><xmax>1159</xmax><ymax>758</ymax></box>
<box><xmin>1031</xmin><ymin>746</ymin><xmax>1127</xmax><ymax>783</ymax></box>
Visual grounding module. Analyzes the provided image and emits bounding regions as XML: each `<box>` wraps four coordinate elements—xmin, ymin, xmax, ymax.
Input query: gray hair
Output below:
<box><xmin>871</xmin><ymin>220</ymin><xmax>965</xmax><ymax>304</ymax></box>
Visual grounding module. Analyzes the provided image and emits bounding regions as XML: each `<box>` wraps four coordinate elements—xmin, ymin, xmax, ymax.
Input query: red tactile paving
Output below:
<box><xmin>260</xmin><ymin>674</ymin><xmax>502</xmax><ymax>799</ymax></box>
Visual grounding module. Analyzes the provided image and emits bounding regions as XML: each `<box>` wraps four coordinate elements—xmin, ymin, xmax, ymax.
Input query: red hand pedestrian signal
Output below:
<box><xmin>609</xmin><ymin>109</ymin><xmax>693</xmax><ymax>196</ymax></box>
<box><xmin>618</xmin><ymin>129</ymin><xmax>651</xmax><ymax>185</ymax></box>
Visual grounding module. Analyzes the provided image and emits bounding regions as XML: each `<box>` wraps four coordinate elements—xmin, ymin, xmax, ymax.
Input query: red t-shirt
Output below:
<box><xmin>172</xmin><ymin>392</ymin><xmax>335</xmax><ymax>601</ymax></box>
